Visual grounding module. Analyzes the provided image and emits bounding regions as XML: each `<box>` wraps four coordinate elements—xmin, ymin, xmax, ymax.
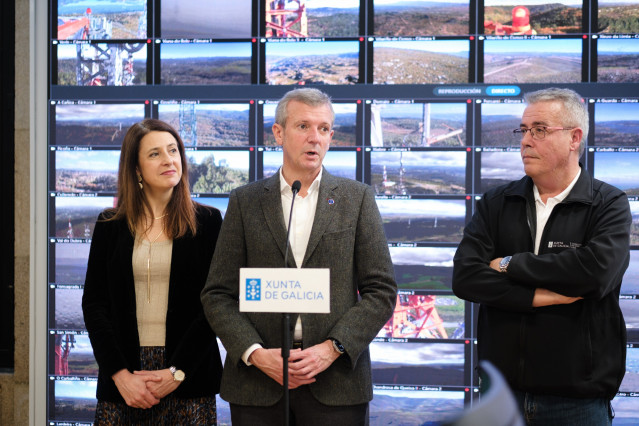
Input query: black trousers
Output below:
<box><xmin>230</xmin><ymin>385</ymin><xmax>369</xmax><ymax>426</ymax></box>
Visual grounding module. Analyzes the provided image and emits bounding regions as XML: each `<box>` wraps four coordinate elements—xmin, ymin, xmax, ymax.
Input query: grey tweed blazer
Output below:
<box><xmin>201</xmin><ymin>169</ymin><xmax>397</xmax><ymax>407</ymax></box>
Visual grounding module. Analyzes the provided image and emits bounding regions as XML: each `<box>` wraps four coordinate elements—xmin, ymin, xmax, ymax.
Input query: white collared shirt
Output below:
<box><xmin>533</xmin><ymin>168</ymin><xmax>581</xmax><ymax>254</ymax></box>
<box><xmin>280</xmin><ymin>168</ymin><xmax>321</xmax><ymax>342</ymax></box>
<box><xmin>279</xmin><ymin>167</ymin><xmax>322</xmax><ymax>269</ymax></box>
<box><xmin>242</xmin><ymin>168</ymin><xmax>322</xmax><ymax>365</ymax></box>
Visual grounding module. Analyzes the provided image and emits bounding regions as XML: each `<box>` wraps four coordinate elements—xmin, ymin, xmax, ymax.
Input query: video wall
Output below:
<box><xmin>47</xmin><ymin>0</ymin><xmax>639</xmax><ymax>425</ymax></box>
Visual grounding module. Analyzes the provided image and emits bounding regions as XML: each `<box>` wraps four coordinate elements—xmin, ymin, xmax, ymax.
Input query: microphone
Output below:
<box><xmin>291</xmin><ymin>180</ymin><xmax>301</xmax><ymax>195</ymax></box>
<box><xmin>282</xmin><ymin>179</ymin><xmax>301</xmax><ymax>426</ymax></box>
<box><xmin>284</xmin><ymin>180</ymin><xmax>301</xmax><ymax>267</ymax></box>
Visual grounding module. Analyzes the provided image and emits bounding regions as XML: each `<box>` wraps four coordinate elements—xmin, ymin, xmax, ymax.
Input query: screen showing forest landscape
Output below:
<box><xmin>45</xmin><ymin>0</ymin><xmax>639</xmax><ymax>425</ymax></box>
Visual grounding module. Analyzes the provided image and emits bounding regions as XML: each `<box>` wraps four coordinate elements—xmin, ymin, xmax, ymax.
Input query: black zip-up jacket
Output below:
<box><xmin>453</xmin><ymin>166</ymin><xmax>631</xmax><ymax>399</ymax></box>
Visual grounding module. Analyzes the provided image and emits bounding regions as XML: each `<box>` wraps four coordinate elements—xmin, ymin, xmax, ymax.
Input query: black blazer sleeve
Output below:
<box><xmin>82</xmin><ymin>211</ymin><xmax>133</xmax><ymax>379</ymax></box>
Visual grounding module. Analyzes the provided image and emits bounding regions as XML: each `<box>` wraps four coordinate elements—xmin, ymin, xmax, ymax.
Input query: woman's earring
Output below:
<box><xmin>138</xmin><ymin>174</ymin><xmax>143</xmax><ymax>189</ymax></box>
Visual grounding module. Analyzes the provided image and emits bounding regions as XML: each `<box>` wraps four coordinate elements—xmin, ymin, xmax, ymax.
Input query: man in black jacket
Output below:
<box><xmin>453</xmin><ymin>87</ymin><xmax>631</xmax><ymax>425</ymax></box>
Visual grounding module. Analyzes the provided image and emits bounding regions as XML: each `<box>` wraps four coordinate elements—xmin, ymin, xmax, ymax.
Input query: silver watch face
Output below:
<box><xmin>173</xmin><ymin>369</ymin><xmax>185</xmax><ymax>382</ymax></box>
<box><xmin>500</xmin><ymin>256</ymin><xmax>511</xmax><ymax>271</ymax></box>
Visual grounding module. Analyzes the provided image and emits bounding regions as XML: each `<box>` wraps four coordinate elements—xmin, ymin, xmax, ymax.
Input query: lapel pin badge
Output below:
<box><xmin>327</xmin><ymin>198</ymin><xmax>335</xmax><ymax>205</ymax></box>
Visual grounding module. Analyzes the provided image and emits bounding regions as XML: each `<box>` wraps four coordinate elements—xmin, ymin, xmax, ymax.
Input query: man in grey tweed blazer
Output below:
<box><xmin>201</xmin><ymin>88</ymin><xmax>397</xmax><ymax>425</ymax></box>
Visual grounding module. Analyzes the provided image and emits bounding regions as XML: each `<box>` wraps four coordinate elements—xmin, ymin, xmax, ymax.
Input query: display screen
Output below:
<box><xmin>45</xmin><ymin>0</ymin><xmax>639</xmax><ymax>424</ymax></box>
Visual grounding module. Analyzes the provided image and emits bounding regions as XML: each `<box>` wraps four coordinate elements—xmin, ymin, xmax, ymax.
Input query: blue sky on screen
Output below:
<box><xmin>56</xmin><ymin>150</ymin><xmax>120</xmax><ymax>171</ymax></box>
<box><xmin>480</xmin><ymin>151</ymin><xmax>525</xmax><ymax>180</ymax></box>
<box><xmin>161</xmin><ymin>42</ymin><xmax>252</xmax><ymax>59</ymax></box>
<box><xmin>263</xmin><ymin>150</ymin><xmax>356</xmax><ymax>168</ymax></box>
<box><xmin>161</xmin><ymin>0</ymin><xmax>251</xmax><ymax>35</ymax></box>
<box><xmin>370</xmin><ymin>341</ymin><xmax>464</xmax><ymax>365</ymax></box>
<box><xmin>56</xmin><ymin>195</ymin><xmax>114</xmax><ymax>209</ymax></box>
<box><xmin>481</xmin><ymin>102</ymin><xmax>526</xmax><ymax>117</ymax></box>
<box><xmin>55</xmin><ymin>379</ymin><xmax>96</xmax><ymax>399</ymax></box>
<box><xmin>598</xmin><ymin>39</ymin><xmax>639</xmax><ymax>54</ymax></box>
<box><xmin>485</xmin><ymin>38</ymin><xmax>581</xmax><ymax>54</ymax></box>
<box><xmin>390</xmin><ymin>246</ymin><xmax>456</xmax><ymax>267</ymax></box>
<box><xmin>595</xmin><ymin>103</ymin><xmax>639</xmax><ymax>122</ymax></box>
<box><xmin>305</xmin><ymin>0</ymin><xmax>359</xmax><ymax>7</ymax></box>
<box><xmin>159</xmin><ymin>103</ymin><xmax>250</xmax><ymax>113</ymax></box>
<box><xmin>594</xmin><ymin>151</ymin><xmax>639</xmax><ymax>191</ymax></box>
<box><xmin>376</xmin><ymin>198</ymin><xmax>466</xmax><ymax>218</ymax></box>
<box><xmin>266</xmin><ymin>40</ymin><xmax>359</xmax><ymax>57</ymax></box>
<box><xmin>621</xmin><ymin>251</ymin><xmax>639</xmax><ymax>294</ymax></box>
<box><xmin>333</xmin><ymin>103</ymin><xmax>357</xmax><ymax>115</ymax></box>
<box><xmin>597</xmin><ymin>0</ymin><xmax>639</xmax><ymax>4</ymax></box>
<box><xmin>194</xmin><ymin>197</ymin><xmax>229</xmax><ymax>217</ymax></box>
<box><xmin>373</xmin><ymin>150</ymin><xmax>466</xmax><ymax>168</ymax></box>
<box><xmin>377</xmin><ymin>102</ymin><xmax>466</xmax><ymax>120</ymax></box>
<box><xmin>374</xmin><ymin>39</ymin><xmax>469</xmax><ymax>55</ymax></box>
<box><xmin>375</xmin><ymin>0</ymin><xmax>467</xmax><ymax>5</ymax></box>
<box><xmin>374</xmin><ymin>389</ymin><xmax>465</xmax><ymax>400</ymax></box>
<box><xmin>56</xmin><ymin>103</ymin><xmax>145</xmax><ymax>121</ymax></box>
<box><xmin>55</xmin><ymin>242</ymin><xmax>90</xmax><ymax>259</ymax></box>
<box><xmin>58</xmin><ymin>0</ymin><xmax>145</xmax><ymax>15</ymax></box>
<box><xmin>484</xmin><ymin>0</ymin><xmax>581</xmax><ymax>5</ymax></box>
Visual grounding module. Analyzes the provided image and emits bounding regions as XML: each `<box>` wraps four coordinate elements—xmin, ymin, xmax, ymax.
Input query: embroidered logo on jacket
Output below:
<box><xmin>547</xmin><ymin>241</ymin><xmax>582</xmax><ymax>249</ymax></box>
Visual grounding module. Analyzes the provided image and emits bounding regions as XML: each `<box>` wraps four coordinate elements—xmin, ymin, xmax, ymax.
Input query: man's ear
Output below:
<box><xmin>570</xmin><ymin>128</ymin><xmax>583</xmax><ymax>151</ymax></box>
<box><xmin>273</xmin><ymin>123</ymin><xmax>284</xmax><ymax>147</ymax></box>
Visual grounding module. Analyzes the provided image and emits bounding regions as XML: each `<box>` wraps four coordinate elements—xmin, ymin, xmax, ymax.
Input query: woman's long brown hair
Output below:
<box><xmin>107</xmin><ymin>118</ymin><xmax>197</xmax><ymax>238</ymax></box>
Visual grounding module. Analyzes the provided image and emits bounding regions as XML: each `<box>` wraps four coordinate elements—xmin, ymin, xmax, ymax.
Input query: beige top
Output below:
<box><xmin>132</xmin><ymin>237</ymin><xmax>173</xmax><ymax>347</ymax></box>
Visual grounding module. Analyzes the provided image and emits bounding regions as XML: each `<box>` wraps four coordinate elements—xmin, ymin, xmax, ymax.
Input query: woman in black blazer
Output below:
<box><xmin>82</xmin><ymin>119</ymin><xmax>223</xmax><ymax>425</ymax></box>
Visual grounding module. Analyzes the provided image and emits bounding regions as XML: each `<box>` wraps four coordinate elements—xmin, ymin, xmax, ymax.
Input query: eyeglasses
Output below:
<box><xmin>513</xmin><ymin>126</ymin><xmax>576</xmax><ymax>140</ymax></box>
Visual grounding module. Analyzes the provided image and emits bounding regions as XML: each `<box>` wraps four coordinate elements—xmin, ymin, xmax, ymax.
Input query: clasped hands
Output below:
<box><xmin>249</xmin><ymin>339</ymin><xmax>340</xmax><ymax>389</ymax></box>
<box><xmin>112</xmin><ymin>367</ymin><xmax>181</xmax><ymax>409</ymax></box>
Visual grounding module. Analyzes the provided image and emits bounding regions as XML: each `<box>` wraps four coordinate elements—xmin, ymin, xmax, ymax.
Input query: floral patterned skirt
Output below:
<box><xmin>94</xmin><ymin>346</ymin><xmax>216</xmax><ymax>426</ymax></box>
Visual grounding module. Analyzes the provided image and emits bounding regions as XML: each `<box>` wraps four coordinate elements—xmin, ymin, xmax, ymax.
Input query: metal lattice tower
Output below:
<box><xmin>179</xmin><ymin>103</ymin><xmax>197</xmax><ymax>146</ymax></box>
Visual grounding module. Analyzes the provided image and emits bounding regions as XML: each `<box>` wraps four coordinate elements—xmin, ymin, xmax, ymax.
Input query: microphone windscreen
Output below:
<box><xmin>292</xmin><ymin>180</ymin><xmax>302</xmax><ymax>193</ymax></box>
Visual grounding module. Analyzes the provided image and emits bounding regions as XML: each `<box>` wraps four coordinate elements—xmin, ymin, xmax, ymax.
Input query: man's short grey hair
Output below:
<box><xmin>274</xmin><ymin>88</ymin><xmax>335</xmax><ymax>127</ymax></box>
<box><xmin>523</xmin><ymin>87</ymin><xmax>589</xmax><ymax>156</ymax></box>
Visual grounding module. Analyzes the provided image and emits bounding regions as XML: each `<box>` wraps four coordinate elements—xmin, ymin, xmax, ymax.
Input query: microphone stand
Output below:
<box><xmin>282</xmin><ymin>180</ymin><xmax>301</xmax><ymax>426</ymax></box>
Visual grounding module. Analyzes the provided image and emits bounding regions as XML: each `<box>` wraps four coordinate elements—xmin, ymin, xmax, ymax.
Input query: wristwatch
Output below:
<box><xmin>331</xmin><ymin>338</ymin><xmax>345</xmax><ymax>355</ymax></box>
<box><xmin>169</xmin><ymin>366</ymin><xmax>185</xmax><ymax>382</ymax></box>
<box><xmin>499</xmin><ymin>256</ymin><xmax>512</xmax><ymax>273</ymax></box>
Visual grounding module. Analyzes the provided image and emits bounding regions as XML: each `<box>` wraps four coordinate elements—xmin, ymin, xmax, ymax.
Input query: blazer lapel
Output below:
<box><xmin>259</xmin><ymin>172</ymin><xmax>293</xmax><ymax>266</ymax></box>
<box><xmin>303</xmin><ymin>169</ymin><xmax>338</xmax><ymax>266</ymax></box>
